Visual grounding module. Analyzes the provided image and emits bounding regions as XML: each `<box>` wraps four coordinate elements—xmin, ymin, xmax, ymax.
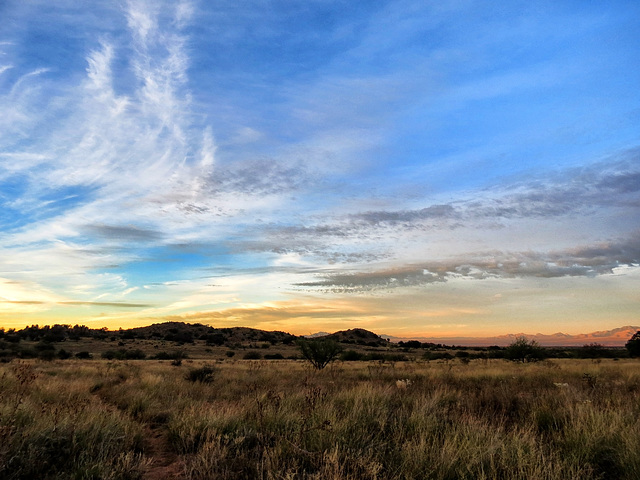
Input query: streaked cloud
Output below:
<box><xmin>1</xmin><ymin>0</ymin><xmax>639</xmax><ymax>336</ymax></box>
<box><xmin>82</xmin><ymin>224</ymin><xmax>163</xmax><ymax>242</ymax></box>
<box><xmin>298</xmin><ymin>236</ymin><xmax>640</xmax><ymax>292</ymax></box>
<box><xmin>59</xmin><ymin>301</ymin><xmax>152</xmax><ymax>308</ymax></box>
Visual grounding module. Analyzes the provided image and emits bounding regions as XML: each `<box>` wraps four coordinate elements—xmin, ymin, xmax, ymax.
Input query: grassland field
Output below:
<box><xmin>1</xmin><ymin>354</ymin><xmax>640</xmax><ymax>480</ymax></box>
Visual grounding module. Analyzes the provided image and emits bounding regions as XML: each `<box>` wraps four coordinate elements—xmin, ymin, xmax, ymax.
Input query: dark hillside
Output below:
<box><xmin>327</xmin><ymin>328</ymin><xmax>388</xmax><ymax>347</ymax></box>
<box><xmin>127</xmin><ymin>322</ymin><xmax>297</xmax><ymax>345</ymax></box>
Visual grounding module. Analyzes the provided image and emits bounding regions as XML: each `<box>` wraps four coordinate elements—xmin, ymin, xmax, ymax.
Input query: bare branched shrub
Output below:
<box><xmin>297</xmin><ymin>338</ymin><xmax>342</xmax><ymax>370</ymax></box>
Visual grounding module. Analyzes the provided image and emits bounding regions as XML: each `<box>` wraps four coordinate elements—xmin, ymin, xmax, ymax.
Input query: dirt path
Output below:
<box><xmin>141</xmin><ymin>424</ymin><xmax>185</xmax><ymax>480</ymax></box>
<box><xmin>91</xmin><ymin>389</ymin><xmax>185</xmax><ymax>479</ymax></box>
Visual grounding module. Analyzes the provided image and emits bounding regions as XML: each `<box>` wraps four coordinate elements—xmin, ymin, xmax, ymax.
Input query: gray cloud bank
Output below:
<box><xmin>240</xmin><ymin>151</ymin><xmax>640</xmax><ymax>255</ymax></box>
<box><xmin>254</xmin><ymin>152</ymin><xmax>640</xmax><ymax>292</ymax></box>
<box><xmin>297</xmin><ymin>236</ymin><xmax>640</xmax><ymax>292</ymax></box>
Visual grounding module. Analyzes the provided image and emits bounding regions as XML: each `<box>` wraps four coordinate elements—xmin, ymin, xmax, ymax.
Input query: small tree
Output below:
<box><xmin>297</xmin><ymin>338</ymin><xmax>342</xmax><ymax>370</ymax></box>
<box><xmin>505</xmin><ymin>336</ymin><xmax>545</xmax><ymax>363</ymax></box>
<box><xmin>625</xmin><ymin>331</ymin><xmax>640</xmax><ymax>358</ymax></box>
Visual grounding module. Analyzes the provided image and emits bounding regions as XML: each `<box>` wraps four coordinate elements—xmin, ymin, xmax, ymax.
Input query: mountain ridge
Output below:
<box><xmin>6</xmin><ymin>322</ymin><xmax>638</xmax><ymax>347</ymax></box>
<box><xmin>380</xmin><ymin>325</ymin><xmax>640</xmax><ymax>347</ymax></box>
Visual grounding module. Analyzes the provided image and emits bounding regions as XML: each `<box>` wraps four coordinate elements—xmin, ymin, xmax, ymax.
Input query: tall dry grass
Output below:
<box><xmin>1</xmin><ymin>358</ymin><xmax>639</xmax><ymax>479</ymax></box>
<box><xmin>0</xmin><ymin>360</ymin><xmax>148</xmax><ymax>479</ymax></box>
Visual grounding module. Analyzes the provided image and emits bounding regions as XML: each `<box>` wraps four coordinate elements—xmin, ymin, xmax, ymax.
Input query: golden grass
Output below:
<box><xmin>1</xmin><ymin>358</ymin><xmax>639</xmax><ymax>479</ymax></box>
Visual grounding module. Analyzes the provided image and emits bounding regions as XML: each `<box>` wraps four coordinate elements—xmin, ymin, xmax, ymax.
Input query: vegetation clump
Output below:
<box><xmin>625</xmin><ymin>330</ymin><xmax>640</xmax><ymax>357</ymax></box>
<box><xmin>505</xmin><ymin>336</ymin><xmax>546</xmax><ymax>363</ymax></box>
<box><xmin>101</xmin><ymin>349</ymin><xmax>146</xmax><ymax>360</ymax></box>
<box><xmin>297</xmin><ymin>338</ymin><xmax>342</xmax><ymax>369</ymax></box>
<box><xmin>185</xmin><ymin>365</ymin><xmax>216</xmax><ymax>383</ymax></box>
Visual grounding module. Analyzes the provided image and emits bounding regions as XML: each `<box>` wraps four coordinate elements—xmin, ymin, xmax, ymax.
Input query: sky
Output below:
<box><xmin>0</xmin><ymin>0</ymin><xmax>639</xmax><ymax>337</ymax></box>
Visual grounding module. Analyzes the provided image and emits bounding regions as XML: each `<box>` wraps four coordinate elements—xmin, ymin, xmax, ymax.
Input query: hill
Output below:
<box><xmin>128</xmin><ymin>322</ymin><xmax>297</xmax><ymax>345</ymax></box>
<box><xmin>325</xmin><ymin>328</ymin><xmax>389</xmax><ymax>347</ymax></box>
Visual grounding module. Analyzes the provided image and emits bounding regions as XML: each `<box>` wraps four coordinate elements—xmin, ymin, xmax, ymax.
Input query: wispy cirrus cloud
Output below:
<box><xmin>59</xmin><ymin>301</ymin><xmax>152</xmax><ymax>308</ymax></box>
<box><xmin>0</xmin><ymin>0</ymin><xmax>214</xmax><ymax>302</ymax></box>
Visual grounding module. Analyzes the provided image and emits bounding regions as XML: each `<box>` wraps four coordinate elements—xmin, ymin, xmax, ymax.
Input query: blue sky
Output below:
<box><xmin>1</xmin><ymin>0</ymin><xmax>639</xmax><ymax>336</ymax></box>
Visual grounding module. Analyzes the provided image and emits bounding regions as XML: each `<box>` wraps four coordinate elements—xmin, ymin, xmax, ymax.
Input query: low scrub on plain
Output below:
<box><xmin>1</xmin><ymin>358</ymin><xmax>640</xmax><ymax>479</ymax></box>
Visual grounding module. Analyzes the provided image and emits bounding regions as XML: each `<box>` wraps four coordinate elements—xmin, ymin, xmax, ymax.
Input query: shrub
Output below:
<box><xmin>38</xmin><ymin>349</ymin><xmax>56</xmax><ymax>361</ymax></box>
<box><xmin>101</xmin><ymin>349</ymin><xmax>146</xmax><ymax>360</ymax></box>
<box><xmin>185</xmin><ymin>365</ymin><xmax>216</xmax><ymax>383</ymax></box>
<box><xmin>423</xmin><ymin>351</ymin><xmax>454</xmax><ymax>361</ymax></box>
<box><xmin>126</xmin><ymin>349</ymin><xmax>146</xmax><ymax>360</ymax></box>
<box><xmin>19</xmin><ymin>347</ymin><xmax>38</xmax><ymax>358</ymax></box>
<box><xmin>263</xmin><ymin>353</ymin><xmax>284</xmax><ymax>360</ymax></box>
<box><xmin>341</xmin><ymin>350</ymin><xmax>365</xmax><ymax>361</ymax></box>
<box><xmin>243</xmin><ymin>351</ymin><xmax>262</xmax><ymax>360</ymax></box>
<box><xmin>384</xmin><ymin>353</ymin><xmax>409</xmax><ymax>362</ymax></box>
<box><xmin>57</xmin><ymin>349</ymin><xmax>72</xmax><ymax>359</ymax></box>
<box><xmin>625</xmin><ymin>331</ymin><xmax>640</xmax><ymax>358</ymax></box>
<box><xmin>75</xmin><ymin>351</ymin><xmax>93</xmax><ymax>359</ymax></box>
<box><xmin>154</xmin><ymin>350</ymin><xmax>188</xmax><ymax>360</ymax></box>
<box><xmin>297</xmin><ymin>338</ymin><xmax>342</xmax><ymax>370</ymax></box>
<box><xmin>35</xmin><ymin>342</ymin><xmax>56</xmax><ymax>352</ymax></box>
<box><xmin>505</xmin><ymin>336</ymin><xmax>546</xmax><ymax>363</ymax></box>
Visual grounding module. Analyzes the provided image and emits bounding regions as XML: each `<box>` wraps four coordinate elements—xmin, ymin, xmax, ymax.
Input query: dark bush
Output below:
<box><xmin>340</xmin><ymin>350</ymin><xmax>365</xmax><ymax>361</ymax></box>
<box><xmin>125</xmin><ymin>349</ymin><xmax>146</xmax><ymax>360</ymax></box>
<box><xmin>185</xmin><ymin>365</ymin><xmax>216</xmax><ymax>383</ymax></box>
<box><xmin>243</xmin><ymin>351</ymin><xmax>262</xmax><ymax>360</ymax></box>
<box><xmin>264</xmin><ymin>353</ymin><xmax>284</xmax><ymax>360</ymax></box>
<box><xmin>505</xmin><ymin>337</ymin><xmax>546</xmax><ymax>363</ymax></box>
<box><xmin>19</xmin><ymin>348</ymin><xmax>38</xmax><ymax>358</ymax></box>
<box><xmin>101</xmin><ymin>349</ymin><xmax>146</xmax><ymax>360</ymax></box>
<box><xmin>38</xmin><ymin>349</ymin><xmax>56</xmax><ymax>361</ymax></box>
<box><xmin>625</xmin><ymin>331</ymin><xmax>640</xmax><ymax>358</ymax></box>
<box><xmin>383</xmin><ymin>353</ymin><xmax>409</xmax><ymax>362</ymax></box>
<box><xmin>297</xmin><ymin>338</ymin><xmax>342</xmax><ymax>370</ymax></box>
<box><xmin>366</xmin><ymin>352</ymin><xmax>386</xmax><ymax>361</ymax></box>
<box><xmin>75</xmin><ymin>351</ymin><xmax>93</xmax><ymax>359</ymax></box>
<box><xmin>102</xmin><ymin>350</ymin><xmax>118</xmax><ymax>360</ymax></box>
<box><xmin>57</xmin><ymin>349</ymin><xmax>72</xmax><ymax>360</ymax></box>
<box><xmin>423</xmin><ymin>351</ymin><xmax>454</xmax><ymax>361</ymax></box>
<box><xmin>154</xmin><ymin>350</ymin><xmax>188</xmax><ymax>360</ymax></box>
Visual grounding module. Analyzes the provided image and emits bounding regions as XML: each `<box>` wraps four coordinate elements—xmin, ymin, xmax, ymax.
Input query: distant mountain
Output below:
<box><xmin>304</xmin><ymin>332</ymin><xmax>331</xmax><ymax>338</ymax></box>
<box><xmin>325</xmin><ymin>328</ymin><xmax>388</xmax><ymax>347</ymax></box>
<box><xmin>385</xmin><ymin>325</ymin><xmax>640</xmax><ymax>347</ymax></box>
